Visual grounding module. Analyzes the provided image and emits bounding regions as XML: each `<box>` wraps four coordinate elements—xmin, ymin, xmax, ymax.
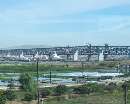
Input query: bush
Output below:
<box><xmin>105</xmin><ymin>82</ymin><xmax>117</xmax><ymax>92</ymax></box>
<box><xmin>40</xmin><ymin>89</ymin><xmax>51</xmax><ymax>98</ymax></box>
<box><xmin>5</xmin><ymin>90</ymin><xmax>16</xmax><ymax>101</ymax></box>
<box><xmin>73</xmin><ymin>84</ymin><xmax>91</xmax><ymax>94</ymax></box>
<box><xmin>23</xmin><ymin>92</ymin><xmax>34</xmax><ymax>101</ymax></box>
<box><xmin>0</xmin><ymin>90</ymin><xmax>6</xmax><ymax>104</ymax></box>
<box><xmin>8</xmin><ymin>79</ymin><xmax>15</xmax><ymax>89</ymax></box>
<box><xmin>54</xmin><ymin>85</ymin><xmax>67</xmax><ymax>96</ymax></box>
<box><xmin>73</xmin><ymin>83</ymin><xmax>103</xmax><ymax>95</ymax></box>
<box><xmin>19</xmin><ymin>73</ymin><xmax>37</xmax><ymax>98</ymax></box>
<box><xmin>86</xmin><ymin>83</ymin><xmax>104</xmax><ymax>93</ymax></box>
<box><xmin>19</xmin><ymin>73</ymin><xmax>36</xmax><ymax>92</ymax></box>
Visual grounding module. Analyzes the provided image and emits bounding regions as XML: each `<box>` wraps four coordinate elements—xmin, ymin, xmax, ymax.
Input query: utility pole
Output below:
<box><xmin>36</xmin><ymin>58</ymin><xmax>40</xmax><ymax>104</ymax></box>
<box><xmin>88</xmin><ymin>44</ymin><xmax>91</xmax><ymax>62</ymax></box>
<box><xmin>81</xmin><ymin>61</ymin><xmax>85</xmax><ymax>83</ymax></box>
<box><xmin>124</xmin><ymin>84</ymin><xmax>128</xmax><ymax>104</ymax></box>
<box><xmin>50</xmin><ymin>64</ymin><xmax>52</xmax><ymax>84</ymax></box>
<box><xmin>122</xmin><ymin>82</ymin><xmax>128</xmax><ymax>104</ymax></box>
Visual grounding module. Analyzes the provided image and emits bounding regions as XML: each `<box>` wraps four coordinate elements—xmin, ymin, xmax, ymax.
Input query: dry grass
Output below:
<box><xmin>7</xmin><ymin>101</ymin><xmax>37</xmax><ymax>104</ymax></box>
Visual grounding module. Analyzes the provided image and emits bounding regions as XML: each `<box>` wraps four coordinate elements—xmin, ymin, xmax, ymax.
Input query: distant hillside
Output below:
<box><xmin>7</xmin><ymin>45</ymin><xmax>52</xmax><ymax>49</ymax></box>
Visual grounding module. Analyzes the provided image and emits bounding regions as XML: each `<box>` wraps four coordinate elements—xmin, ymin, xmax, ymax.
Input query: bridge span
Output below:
<box><xmin>0</xmin><ymin>44</ymin><xmax>130</xmax><ymax>61</ymax></box>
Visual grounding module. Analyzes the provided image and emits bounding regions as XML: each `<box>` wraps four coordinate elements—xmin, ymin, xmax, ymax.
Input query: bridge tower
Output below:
<box><xmin>48</xmin><ymin>52</ymin><xmax>52</xmax><ymax>61</ymax></box>
<box><xmin>87</xmin><ymin>44</ymin><xmax>92</xmax><ymax>62</ymax></box>
<box><xmin>99</xmin><ymin>50</ymin><xmax>104</xmax><ymax>61</ymax></box>
<box><xmin>104</xmin><ymin>44</ymin><xmax>109</xmax><ymax>61</ymax></box>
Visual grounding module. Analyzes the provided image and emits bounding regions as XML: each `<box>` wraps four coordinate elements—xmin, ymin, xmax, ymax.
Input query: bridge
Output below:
<box><xmin>0</xmin><ymin>44</ymin><xmax>130</xmax><ymax>61</ymax></box>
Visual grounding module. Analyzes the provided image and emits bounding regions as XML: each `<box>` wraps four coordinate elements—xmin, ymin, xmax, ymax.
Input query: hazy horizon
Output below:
<box><xmin>0</xmin><ymin>0</ymin><xmax>130</xmax><ymax>48</ymax></box>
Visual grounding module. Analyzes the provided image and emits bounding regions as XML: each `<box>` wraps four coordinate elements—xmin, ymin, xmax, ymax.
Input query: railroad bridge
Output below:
<box><xmin>0</xmin><ymin>44</ymin><xmax>130</xmax><ymax>61</ymax></box>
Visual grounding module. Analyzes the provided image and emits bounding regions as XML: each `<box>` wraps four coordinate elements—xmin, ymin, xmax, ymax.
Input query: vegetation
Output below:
<box><xmin>0</xmin><ymin>90</ymin><xmax>6</xmax><ymax>104</ymax></box>
<box><xmin>23</xmin><ymin>92</ymin><xmax>34</xmax><ymax>101</ymax></box>
<box><xmin>54</xmin><ymin>85</ymin><xmax>68</xmax><ymax>96</ymax></box>
<box><xmin>5</xmin><ymin>90</ymin><xmax>16</xmax><ymax>101</ymax></box>
<box><xmin>0</xmin><ymin>61</ymin><xmax>130</xmax><ymax>104</ymax></box>
<box><xmin>0</xmin><ymin>61</ymin><xmax>122</xmax><ymax>73</ymax></box>
<box><xmin>40</xmin><ymin>88</ymin><xmax>51</xmax><ymax>98</ymax></box>
<box><xmin>19</xmin><ymin>73</ymin><xmax>36</xmax><ymax>92</ymax></box>
<box><xmin>2</xmin><ymin>82</ymin><xmax>130</xmax><ymax>104</ymax></box>
<box><xmin>105</xmin><ymin>82</ymin><xmax>117</xmax><ymax>92</ymax></box>
<box><xmin>19</xmin><ymin>73</ymin><xmax>37</xmax><ymax>101</ymax></box>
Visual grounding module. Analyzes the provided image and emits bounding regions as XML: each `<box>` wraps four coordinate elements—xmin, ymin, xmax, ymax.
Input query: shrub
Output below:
<box><xmin>54</xmin><ymin>85</ymin><xmax>67</xmax><ymax>96</ymax></box>
<box><xmin>86</xmin><ymin>83</ymin><xmax>104</xmax><ymax>93</ymax></box>
<box><xmin>73</xmin><ymin>84</ymin><xmax>91</xmax><ymax>94</ymax></box>
<box><xmin>23</xmin><ymin>92</ymin><xmax>34</xmax><ymax>101</ymax></box>
<box><xmin>105</xmin><ymin>82</ymin><xmax>117</xmax><ymax>92</ymax></box>
<box><xmin>73</xmin><ymin>83</ymin><xmax>103</xmax><ymax>95</ymax></box>
<box><xmin>5</xmin><ymin>90</ymin><xmax>16</xmax><ymax>101</ymax></box>
<box><xmin>0</xmin><ymin>90</ymin><xmax>6</xmax><ymax>104</ymax></box>
<box><xmin>40</xmin><ymin>89</ymin><xmax>51</xmax><ymax>98</ymax></box>
<box><xmin>19</xmin><ymin>73</ymin><xmax>37</xmax><ymax>98</ymax></box>
<box><xmin>19</xmin><ymin>73</ymin><xmax>36</xmax><ymax>92</ymax></box>
<box><xmin>8</xmin><ymin>79</ymin><xmax>15</xmax><ymax>89</ymax></box>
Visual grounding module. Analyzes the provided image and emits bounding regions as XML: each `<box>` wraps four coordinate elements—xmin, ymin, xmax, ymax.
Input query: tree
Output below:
<box><xmin>19</xmin><ymin>73</ymin><xmax>37</xmax><ymax>100</ymax></box>
<box><xmin>19</xmin><ymin>73</ymin><xmax>37</xmax><ymax>92</ymax></box>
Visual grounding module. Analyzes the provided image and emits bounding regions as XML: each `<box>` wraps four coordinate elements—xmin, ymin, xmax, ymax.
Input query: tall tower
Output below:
<box><xmin>104</xmin><ymin>44</ymin><xmax>109</xmax><ymax>61</ymax></box>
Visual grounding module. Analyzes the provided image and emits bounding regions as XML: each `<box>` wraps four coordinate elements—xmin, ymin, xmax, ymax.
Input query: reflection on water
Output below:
<box><xmin>0</xmin><ymin>70</ymin><xmax>123</xmax><ymax>86</ymax></box>
<box><xmin>53</xmin><ymin>72</ymin><xmax>123</xmax><ymax>77</ymax></box>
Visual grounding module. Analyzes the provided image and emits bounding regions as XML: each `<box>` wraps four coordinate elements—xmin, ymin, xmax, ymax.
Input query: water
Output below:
<box><xmin>54</xmin><ymin>72</ymin><xmax>123</xmax><ymax>77</ymax></box>
<box><xmin>0</xmin><ymin>71</ymin><xmax>123</xmax><ymax>87</ymax></box>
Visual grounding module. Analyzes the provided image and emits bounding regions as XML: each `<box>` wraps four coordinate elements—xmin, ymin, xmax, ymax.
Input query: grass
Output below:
<box><xmin>0</xmin><ymin>61</ymin><xmax>120</xmax><ymax>73</ymax></box>
<box><xmin>7</xmin><ymin>92</ymin><xmax>125</xmax><ymax>104</ymax></box>
<box><xmin>1</xmin><ymin>61</ymin><xmax>130</xmax><ymax>104</ymax></box>
<box><xmin>43</xmin><ymin>92</ymin><xmax>125</xmax><ymax>104</ymax></box>
<box><xmin>7</xmin><ymin>86</ymin><xmax>128</xmax><ymax>104</ymax></box>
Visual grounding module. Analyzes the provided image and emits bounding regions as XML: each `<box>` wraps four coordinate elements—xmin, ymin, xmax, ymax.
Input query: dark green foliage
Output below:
<box><xmin>0</xmin><ymin>90</ymin><xmax>6</xmax><ymax>104</ymax></box>
<box><xmin>5</xmin><ymin>90</ymin><xmax>16</xmax><ymax>101</ymax></box>
<box><xmin>40</xmin><ymin>89</ymin><xmax>51</xmax><ymax>98</ymax></box>
<box><xmin>19</xmin><ymin>73</ymin><xmax>37</xmax><ymax>92</ymax></box>
<box><xmin>54</xmin><ymin>85</ymin><xmax>67</xmax><ymax>96</ymax></box>
<box><xmin>73</xmin><ymin>83</ymin><xmax>103</xmax><ymax>94</ymax></box>
<box><xmin>0</xmin><ymin>96</ymin><xmax>6</xmax><ymax>104</ymax></box>
<box><xmin>8</xmin><ymin>83</ymin><xmax>15</xmax><ymax>89</ymax></box>
<box><xmin>73</xmin><ymin>84</ymin><xmax>91</xmax><ymax>94</ymax></box>
<box><xmin>19</xmin><ymin>73</ymin><xmax>37</xmax><ymax>100</ymax></box>
<box><xmin>8</xmin><ymin>79</ymin><xmax>15</xmax><ymax>89</ymax></box>
<box><xmin>105</xmin><ymin>82</ymin><xmax>117</xmax><ymax>92</ymax></box>
<box><xmin>23</xmin><ymin>92</ymin><xmax>34</xmax><ymax>101</ymax></box>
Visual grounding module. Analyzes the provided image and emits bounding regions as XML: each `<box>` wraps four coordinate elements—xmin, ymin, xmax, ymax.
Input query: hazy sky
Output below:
<box><xmin>0</xmin><ymin>0</ymin><xmax>130</xmax><ymax>48</ymax></box>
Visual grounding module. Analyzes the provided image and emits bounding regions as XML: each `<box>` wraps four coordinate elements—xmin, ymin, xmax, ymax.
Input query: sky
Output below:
<box><xmin>0</xmin><ymin>0</ymin><xmax>130</xmax><ymax>48</ymax></box>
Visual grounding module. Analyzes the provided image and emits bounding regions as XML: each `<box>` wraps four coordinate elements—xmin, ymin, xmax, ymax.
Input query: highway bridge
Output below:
<box><xmin>0</xmin><ymin>44</ymin><xmax>130</xmax><ymax>61</ymax></box>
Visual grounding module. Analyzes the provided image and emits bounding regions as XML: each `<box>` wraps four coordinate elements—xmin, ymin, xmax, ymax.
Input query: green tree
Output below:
<box><xmin>19</xmin><ymin>73</ymin><xmax>37</xmax><ymax>100</ymax></box>
<box><xmin>19</xmin><ymin>73</ymin><xmax>36</xmax><ymax>92</ymax></box>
